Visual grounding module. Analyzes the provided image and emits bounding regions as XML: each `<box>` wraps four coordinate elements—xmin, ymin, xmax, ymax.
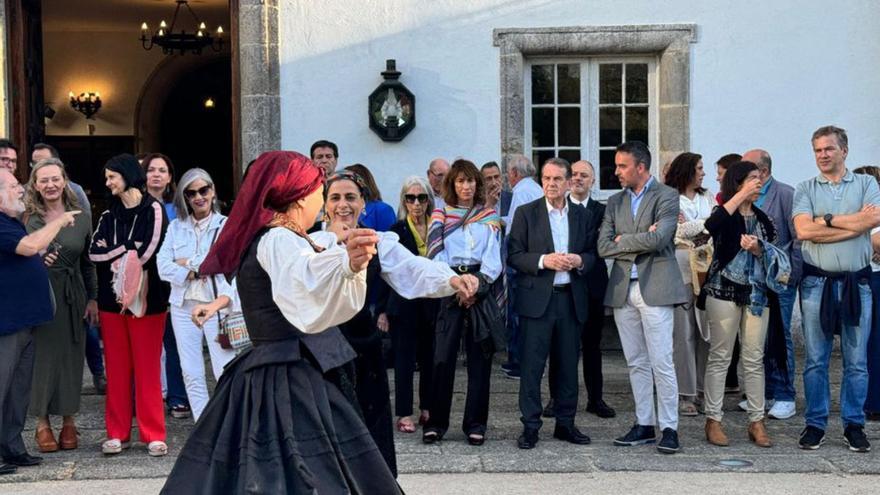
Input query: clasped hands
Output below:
<box><xmin>543</xmin><ymin>252</ymin><xmax>582</xmax><ymax>271</ymax></box>
<box><xmin>452</xmin><ymin>273</ymin><xmax>480</xmax><ymax>307</ymax></box>
<box><xmin>740</xmin><ymin>234</ymin><xmax>762</xmax><ymax>256</ymax></box>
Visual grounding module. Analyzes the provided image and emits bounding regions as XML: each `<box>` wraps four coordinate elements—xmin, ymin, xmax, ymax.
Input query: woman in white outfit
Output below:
<box><xmin>665</xmin><ymin>152</ymin><xmax>714</xmax><ymax>416</ymax></box>
<box><xmin>157</xmin><ymin>168</ymin><xmax>236</xmax><ymax>421</ymax></box>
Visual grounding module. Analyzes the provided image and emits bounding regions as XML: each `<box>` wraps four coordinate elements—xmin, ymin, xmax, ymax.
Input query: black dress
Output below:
<box><xmin>161</xmin><ymin>229</ymin><xmax>401</xmax><ymax>494</ymax></box>
<box><xmin>336</xmin><ymin>254</ymin><xmax>397</xmax><ymax>476</ymax></box>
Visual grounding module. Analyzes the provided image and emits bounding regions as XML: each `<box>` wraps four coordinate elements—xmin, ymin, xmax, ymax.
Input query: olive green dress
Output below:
<box><xmin>26</xmin><ymin>210</ymin><xmax>97</xmax><ymax>416</ymax></box>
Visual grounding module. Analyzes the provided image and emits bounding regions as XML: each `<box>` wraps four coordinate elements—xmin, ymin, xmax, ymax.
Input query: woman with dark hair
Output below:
<box><xmin>161</xmin><ymin>151</ymin><xmax>403</xmax><ymax>494</ymax></box>
<box><xmin>698</xmin><ymin>161</ymin><xmax>777</xmax><ymax>448</ymax></box>
<box><xmin>88</xmin><ymin>154</ymin><xmax>169</xmax><ymax>456</ymax></box>
<box><xmin>853</xmin><ymin>165</ymin><xmax>880</xmax><ymax>421</ymax></box>
<box><xmin>665</xmin><ymin>152</ymin><xmax>713</xmax><ymax>416</ymax></box>
<box><xmin>422</xmin><ymin>159</ymin><xmax>504</xmax><ymax>446</ymax></box>
<box><xmin>321</xmin><ymin>171</ymin><xmax>476</xmax><ymax>475</ymax></box>
<box><xmin>141</xmin><ymin>153</ymin><xmax>176</xmax><ymax>219</ymax></box>
<box><xmin>140</xmin><ymin>152</ymin><xmax>189</xmax><ymax>419</ymax></box>
<box><xmin>344</xmin><ymin>163</ymin><xmax>396</xmax><ymax>231</ymax></box>
<box><xmin>24</xmin><ymin>159</ymin><xmax>97</xmax><ymax>452</ymax></box>
<box><xmin>384</xmin><ymin>176</ymin><xmax>438</xmax><ymax>434</ymax></box>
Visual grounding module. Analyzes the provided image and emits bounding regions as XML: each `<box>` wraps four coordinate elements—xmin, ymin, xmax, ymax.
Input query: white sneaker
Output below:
<box><xmin>768</xmin><ymin>400</ymin><xmax>796</xmax><ymax>420</ymax></box>
<box><xmin>738</xmin><ymin>399</ymin><xmax>774</xmax><ymax>412</ymax></box>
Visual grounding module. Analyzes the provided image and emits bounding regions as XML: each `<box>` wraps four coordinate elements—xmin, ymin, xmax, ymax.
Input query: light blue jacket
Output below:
<box><xmin>157</xmin><ymin>213</ymin><xmax>235</xmax><ymax>307</ymax></box>
<box><xmin>721</xmin><ymin>239</ymin><xmax>791</xmax><ymax>316</ymax></box>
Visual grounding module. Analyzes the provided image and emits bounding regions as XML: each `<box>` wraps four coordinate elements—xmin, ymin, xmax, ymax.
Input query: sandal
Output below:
<box><xmin>102</xmin><ymin>438</ymin><xmax>130</xmax><ymax>455</ymax></box>
<box><xmin>147</xmin><ymin>440</ymin><xmax>168</xmax><ymax>457</ymax></box>
<box><xmin>422</xmin><ymin>430</ymin><xmax>441</xmax><ymax>444</ymax></box>
<box><xmin>467</xmin><ymin>433</ymin><xmax>485</xmax><ymax>446</ymax></box>
<box><xmin>679</xmin><ymin>399</ymin><xmax>699</xmax><ymax>417</ymax></box>
<box><xmin>396</xmin><ymin>417</ymin><xmax>416</xmax><ymax>433</ymax></box>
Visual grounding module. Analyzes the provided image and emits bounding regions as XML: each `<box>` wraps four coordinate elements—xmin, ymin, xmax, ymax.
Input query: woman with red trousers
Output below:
<box><xmin>88</xmin><ymin>154</ymin><xmax>169</xmax><ymax>457</ymax></box>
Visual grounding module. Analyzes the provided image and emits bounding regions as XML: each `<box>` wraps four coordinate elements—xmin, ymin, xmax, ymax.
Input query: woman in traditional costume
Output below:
<box><xmin>160</xmin><ymin>151</ymin><xmax>401</xmax><ymax>494</ymax></box>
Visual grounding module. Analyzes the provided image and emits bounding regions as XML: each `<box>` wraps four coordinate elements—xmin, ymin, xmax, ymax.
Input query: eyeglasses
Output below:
<box><xmin>404</xmin><ymin>193</ymin><xmax>429</xmax><ymax>204</ymax></box>
<box><xmin>184</xmin><ymin>185</ymin><xmax>213</xmax><ymax>199</ymax></box>
<box><xmin>0</xmin><ymin>157</ymin><xmax>17</xmax><ymax>165</ymax></box>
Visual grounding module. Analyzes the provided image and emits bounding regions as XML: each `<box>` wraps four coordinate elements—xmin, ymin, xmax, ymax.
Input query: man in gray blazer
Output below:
<box><xmin>598</xmin><ymin>141</ymin><xmax>688</xmax><ymax>454</ymax></box>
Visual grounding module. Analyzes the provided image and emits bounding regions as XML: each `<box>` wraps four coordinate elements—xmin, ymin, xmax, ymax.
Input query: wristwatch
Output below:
<box><xmin>824</xmin><ymin>213</ymin><xmax>834</xmax><ymax>227</ymax></box>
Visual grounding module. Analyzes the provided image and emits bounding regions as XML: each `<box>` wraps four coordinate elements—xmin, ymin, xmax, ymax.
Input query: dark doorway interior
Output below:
<box><xmin>158</xmin><ymin>56</ymin><xmax>234</xmax><ymax>203</ymax></box>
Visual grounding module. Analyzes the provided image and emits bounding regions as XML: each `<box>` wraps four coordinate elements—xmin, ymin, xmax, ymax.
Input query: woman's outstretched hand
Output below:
<box><xmin>346</xmin><ymin>228</ymin><xmax>379</xmax><ymax>273</ymax></box>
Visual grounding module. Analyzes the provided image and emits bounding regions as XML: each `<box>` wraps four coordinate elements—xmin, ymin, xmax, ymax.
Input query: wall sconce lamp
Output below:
<box><xmin>368</xmin><ymin>60</ymin><xmax>415</xmax><ymax>141</ymax></box>
<box><xmin>204</xmin><ymin>97</ymin><xmax>215</xmax><ymax>109</ymax></box>
<box><xmin>69</xmin><ymin>91</ymin><xmax>102</xmax><ymax>119</ymax></box>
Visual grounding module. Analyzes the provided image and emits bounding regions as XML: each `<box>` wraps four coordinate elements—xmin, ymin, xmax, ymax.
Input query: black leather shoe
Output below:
<box><xmin>0</xmin><ymin>463</ymin><xmax>17</xmax><ymax>475</ymax></box>
<box><xmin>657</xmin><ymin>428</ymin><xmax>681</xmax><ymax>454</ymax></box>
<box><xmin>3</xmin><ymin>453</ymin><xmax>42</xmax><ymax>467</ymax></box>
<box><xmin>517</xmin><ymin>429</ymin><xmax>539</xmax><ymax>449</ymax></box>
<box><xmin>553</xmin><ymin>425</ymin><xmax>591</xmax><ymax>445</ymax></box>
<box><xmin>542</xmin><ymin>399</ymin><xmax>556</xmax><ymax>418</ymax></box>
<box><xmin>586</xmin><ymin>399</ymin><xmax>616</xmax><ymax>418</ymax></box>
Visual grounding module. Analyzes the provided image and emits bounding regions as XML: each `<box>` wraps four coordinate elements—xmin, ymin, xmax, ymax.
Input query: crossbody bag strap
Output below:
<box><xmin>207</xmin><ymin>217</ymin><xmax>227</xmax><ymax>327</ymax></box>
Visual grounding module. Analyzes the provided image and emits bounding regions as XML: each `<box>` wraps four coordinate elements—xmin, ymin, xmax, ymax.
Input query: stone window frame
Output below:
<box><xmin>493</xmin><ymin>24</ymin><xmax>697</xmax><ymax>179</ymax></box>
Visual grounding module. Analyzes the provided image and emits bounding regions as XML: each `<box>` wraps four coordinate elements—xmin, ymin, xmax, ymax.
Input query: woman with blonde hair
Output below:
<box><xmin>24</xmin><ymin>158</ymin><xmax>97</xmax><ymax>452</ymax></box>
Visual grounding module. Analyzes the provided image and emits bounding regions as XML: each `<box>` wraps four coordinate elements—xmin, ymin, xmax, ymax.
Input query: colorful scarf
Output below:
<box><xmin>426</xmin><ymin>205</ymin><xmax>501</xmax><ymax>260</ymax></box>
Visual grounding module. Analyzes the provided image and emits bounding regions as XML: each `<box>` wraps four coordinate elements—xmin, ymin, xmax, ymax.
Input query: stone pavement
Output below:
<box><xmin>0</xmin><ymin>344</ymin><xmax>877</xmax><ymax>489</ymax></box>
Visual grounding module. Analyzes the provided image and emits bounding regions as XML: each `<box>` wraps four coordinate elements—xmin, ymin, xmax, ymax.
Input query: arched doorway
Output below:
<box><xmin>134</xmin><ymin>54</ymin><xmax>234</xmax><ymax>203</ymax></box>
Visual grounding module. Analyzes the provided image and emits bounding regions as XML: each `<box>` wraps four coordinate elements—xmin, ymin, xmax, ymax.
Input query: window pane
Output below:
<box><xmin>599</xmin><ymin>64</ymin><xmax>622</xmax><ymax>104</ymax></box>
<box><xmin>599</xmin><ymin>107</ymin><xmax>622</xmax><ymax>147</ymax></box>
<box><xmin>533</xmin><ymin>149</ymin><xmax>555</xmax><ymax>171</ymax></box>
<box><xmin>531</xmin><ymin>108</ymin><xmax>555</xmax><ymax>147</ymax></box>
<box><xmin>559</xmin><ymin>149</ymin><xmax>581</xmax><ymax>164</ymax></box>
<box><xmin>626</xmin><ymin>64</ymin><xmax>648</xmax><ymax>104</ymax></box>
<box><xmin>531</xmin><ymin>65</ymin><xmax>554</xmax><ymax>104</ymax></box>
<box><xmin>600</xmin><ymin>149</ymin><xmax>621</xmax><ymax>189</ymax></box>
<box><xmin>557</xmin><ymin>64</ymin><xmax>580</xmax><ymax>104</ymax></box>
<box><xmin>626</xmin><ymin>106</ymin><xmax>649</xmax><ymax>144</ymax></box>
<box><xmin>558</xmin><ymin>107</ymin><xmax>580</xmax><ymax>146</ymax></box>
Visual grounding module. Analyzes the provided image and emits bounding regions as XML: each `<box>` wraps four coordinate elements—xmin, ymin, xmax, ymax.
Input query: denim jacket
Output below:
<box><xmin>157</xmin><ymin>213</ymin><xmax>235</xmax><ymax>307</ymax></box>
<box><xmin>721</xmin><ymin>239</ymin><xmax>791</xmax><ymax>316</ymax></box>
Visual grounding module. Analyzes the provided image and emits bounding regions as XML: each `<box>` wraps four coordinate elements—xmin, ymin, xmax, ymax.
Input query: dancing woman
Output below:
<box><xmin>160</xmin><ymin>151</ymin><xmax>400</xmax><ymax>494</ymax></box>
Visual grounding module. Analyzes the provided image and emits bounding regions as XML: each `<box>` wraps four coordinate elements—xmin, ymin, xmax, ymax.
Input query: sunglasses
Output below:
<box><xmin>404</xmin><ymin>193</ymin><xmax>429</xmax><ymax>204</ymax></box>
<box><xmin>184</xmin><ymin>185</ymin><xmax>213</xmax><ymax>199</ymax></box>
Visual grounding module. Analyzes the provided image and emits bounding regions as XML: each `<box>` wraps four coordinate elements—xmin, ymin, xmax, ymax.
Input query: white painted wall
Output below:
<box><xmin>279</xmin><ymin>0</ymin><xmax>880</xmax><ymax>202</ymax></box>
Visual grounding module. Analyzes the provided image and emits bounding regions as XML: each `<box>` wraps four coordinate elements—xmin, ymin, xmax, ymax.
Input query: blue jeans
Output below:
<box><xmin>85</xmin><ymin>323</ymin><xmax>105</xmax><ymax>376</ymax></box>
<box><xmin>764</xmin><ymin>284</ymin><xmax>797</xmax><ymax>401</ymax></box>
<box><xmin>163</xmin><ymin>314</ymin><xmax>189</xmax><ymax>408</ymax></box>
<box><xmin>800</xmin><ymin>275</ymin><xmax>871</xmax><ymax>429</ymax></box>
<box><xmin>866</xmin><ymin>272</ymin><xmax>880</xmax><ymax>413</ymax></box>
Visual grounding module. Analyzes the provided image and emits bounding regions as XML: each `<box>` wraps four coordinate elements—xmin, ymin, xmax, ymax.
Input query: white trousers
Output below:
<box><xmin>613</xmin><ymin>281</ymin><xmax>679</xmax><ymax>431</ymax></box>
<box><xmin>169</xmin><ymin>301</ymin><xmax>237</xmax><ymax>421</ymax></box>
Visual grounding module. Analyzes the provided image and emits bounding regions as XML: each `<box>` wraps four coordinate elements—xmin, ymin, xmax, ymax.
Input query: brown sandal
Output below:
<box><xmin>396</xmin><ymin>417</ymin><xmax>416</xmax><ymax>433</ymax></box>
<box><xmin>35</xmin><ymin>427</ymin><xmax>59</xmax><ymax>453</ymax></box>
<box><xmin>59</xmin><ymin>424</ymin><xmax>78</xmax><ymax>450</ymax></box>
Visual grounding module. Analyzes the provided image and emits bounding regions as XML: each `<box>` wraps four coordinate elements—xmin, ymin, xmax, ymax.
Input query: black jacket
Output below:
<box><xmin>385</xmin><ymin>218</ymin><xmax>423</xmax><ymax>317</ymax></box>
<box><xmin>89</xmin><ymin>193</ymin><xmax>169</xmax><ymax>315</ymax></box>
<box><xmin>578</xmin><ymin>198</ymin><xmax>608</xmax><ymax>302</ymax></box>
<box><xmin>507</xmin><ymin>197</ymin><xmax>597</xmax><ymax>323</ymax></box>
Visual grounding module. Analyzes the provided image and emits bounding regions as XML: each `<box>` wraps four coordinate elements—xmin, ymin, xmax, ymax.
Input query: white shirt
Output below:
<box><xmin>537</xmin><ymin>198</ymin><xmax>571</xmax><ymax>285</ymax></box>
<box><xmin>506</xmin><ymin>177</ymin><xmax>543</xmax><ymax>229</ymax></box>
<box><xmin>674</xmin><ymin>190</ymin><xmax>714</xmax><ymax>284</ymax></box>
<box><xmin>312</xmin><ymin>231</ymin><xmax>458</xmax><ymax>299</ymax></box>
<box><xmin>256</xmin><ymin>228</ymin><xmax>366</xmax><ymax>334</ymax></box>
<box><xmin>568</xmin><ymin>192</ymin><xmax>590</xmax><ymax>208</ymax></box>
<box><xmin>433</xmin><ymin>193</ymin><xmax>446</xmax><ymax>210</ymax></box>
<box><xmin>433</xmin><ymin>221</ymin><xmax>503</xmax><ymax>283</ymax></box>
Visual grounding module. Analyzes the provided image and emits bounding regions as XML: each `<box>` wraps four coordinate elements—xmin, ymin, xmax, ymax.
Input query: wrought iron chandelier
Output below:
<box><xmin>140</xmin><ymin>0</ymin><xmax>224</xmax><ymax>55</ymax></box>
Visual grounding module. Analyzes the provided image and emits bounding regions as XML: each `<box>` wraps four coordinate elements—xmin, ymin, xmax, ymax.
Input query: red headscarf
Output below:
<box><xmin>200</xmin><ymin>151</ymin><xmax>324</xmax><ymax>276</ymax></box>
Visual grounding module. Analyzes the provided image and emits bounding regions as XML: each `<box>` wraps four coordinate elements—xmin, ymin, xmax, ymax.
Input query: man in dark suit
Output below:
<box><xmin>543</xmin><ymin>160</ymin><xmax>616</xmax><ymax>419</ymax></box>
<box><xmin>482</xmin><ymin>161</ymin><xmax>513</xmax><ymax>223</ymax></box>
<box><xmin>508</xmin><ymin>157</ymin><xmax>595</xmax><ymax>449</ymax></box>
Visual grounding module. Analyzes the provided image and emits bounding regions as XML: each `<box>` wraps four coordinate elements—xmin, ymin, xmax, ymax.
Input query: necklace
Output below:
<box><xmin>268</xmin><ymin>212</ymin><xmax>325</xmax><ymax>253</ymax></box>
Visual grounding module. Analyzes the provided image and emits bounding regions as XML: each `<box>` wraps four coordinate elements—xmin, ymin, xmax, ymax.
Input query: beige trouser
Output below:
<box><xmin>704</xmin><ymin>296</ymin><xmax>769</xmax><ymax>423</ymax></box>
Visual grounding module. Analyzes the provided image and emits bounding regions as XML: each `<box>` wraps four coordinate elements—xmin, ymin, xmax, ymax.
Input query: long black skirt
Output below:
<box><xmin>160</xmin><ymin>342</ymin><xmax>402</xmax><ymax>495</ymax></box>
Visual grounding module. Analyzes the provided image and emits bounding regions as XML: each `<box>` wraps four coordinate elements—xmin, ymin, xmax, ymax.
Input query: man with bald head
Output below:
<box><xmin>544</xmin><ymin>160</ymin><xmax>616</xmax><ymax>419</ymax></box>
<box><xmin>0</xmin><ymin>170</ymin><xmax>80</xmax><ymax>474</ymax></box>
<box><xmin>427</xmin><ymin>158</ymin><xmax>449</xmax><ymax>209</ymax></box>
<box><xmin>741</xmin><ymin>148</ymin><xmax>802</xmax><ymax>421</ymax></box>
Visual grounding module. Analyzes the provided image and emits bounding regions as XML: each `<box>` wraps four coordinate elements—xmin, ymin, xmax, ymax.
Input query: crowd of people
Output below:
<box><xmin>0</xmin><ymin>124</ymin><xmax>877</xmax><ymax>490</ymax></box>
